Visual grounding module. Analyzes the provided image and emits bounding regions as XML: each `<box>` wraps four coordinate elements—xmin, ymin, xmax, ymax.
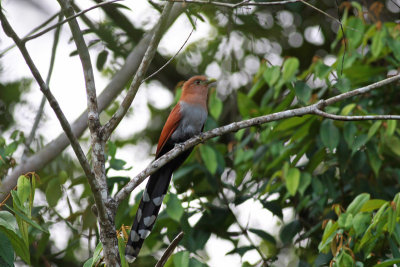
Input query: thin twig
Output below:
<box><xmin>23</xmin><ymin>0</ymin><xmax>123</xmax><ymax>43</ymax></box>
<box><xmin>142</xmin><ymin>20</ymin><xmax>196</xmax><ymax>84</ymax></box>
<box><xmin>102</xmin><ymin>2</ymin><xmax>175</xmax><ymax>140</ymax></box>
<box><xmin>115</xmin><ymin>73</ymin><xmax>400</xmax><ymax>204</ymax></box>
<box><xmin>0</xmin><ymin>0</ymin><xmax>96</xmax><ymax>213</ymax></box>
<box><xmin>335</xmin><ymin>0</ymin><xmax>346</xmax><ymax>76</ymax></box>
<box><xmin>0</xmin><ymin>11</ymin><xmax>61</xmax><ymax>56</ymax></box>
<box><xmin>167</xmin><ymin>0</ymin><xmax>302</xmax><ymax>8</ymax></box>
<box><xmin>155</xmin><ymin>232</ymin><xmax>184</xmax><ymax>267</ymax></box>
<box><xmin>23</xmin><ymin>13</ymin><xmax>64</xmax><ymax>162</ymax></box>
<box><xmin>313</xmin><ymin>109</ymin><xmax>400</xmax><ymax>121</ymax></box>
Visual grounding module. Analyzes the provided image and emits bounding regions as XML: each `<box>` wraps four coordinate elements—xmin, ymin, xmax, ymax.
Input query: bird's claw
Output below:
<box><xmin>175</xmin><ymin>143</ymin><xmax>185</xmax><ymax>150</ymax></box>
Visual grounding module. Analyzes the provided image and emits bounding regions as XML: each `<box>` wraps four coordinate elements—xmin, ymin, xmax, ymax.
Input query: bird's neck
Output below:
<box><xmin>180</xmin><ymin>91</ymin><xmax>208</xmax><ymax>110</ymax></box>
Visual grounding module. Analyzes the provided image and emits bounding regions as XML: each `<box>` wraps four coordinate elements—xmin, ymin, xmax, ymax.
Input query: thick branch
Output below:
<box><xmin>102</xmin><ymin>2</ymin><xmax>174</xmax><ymax>140</ymax></box>
<box><xmin>155</xmin><ymin>232</ymin><xmax>184</xmax><ymax>267</ymax></box>
<box><xmin>115</xmin><ymin>73</ymin><xmax>400</xmax><ymax>204</ymax></box>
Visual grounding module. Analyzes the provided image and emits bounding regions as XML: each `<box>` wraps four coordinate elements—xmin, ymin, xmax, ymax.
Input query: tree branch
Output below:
<box><xmin>0</xmin><ymin>3</ymin><xmax>185</xmax><ymax>203</ymax></box>
<box><xmin>23</xmin><ymin>14</ymin><xmax>64</xmax><ymax>162</ymax></box>
<box><xmin>57</xmin><ymin>0</ymin><xmax>118</xmax><ymax>264</ymax></box>
<box><xmin>23</xmin><ymin>0</ymin><xmax>124</xmax><ymax>43</ymax></box>
<box><xmin>155</xmin><ymin>232</ymin><xmax>184</xmax><ymax>267</ymax></box>
<box><xmin>102</xmin><ymin>1</ymin><xmax>174</xmax><ymax>140</ymax></box>
<box><xmin>167</xmin><ymin>0</ymin><xmax>302</xmax><ymax>8</ymax></box>
<box><xmin>0</xmin><ymin>3</ymin><xmax>94</xmax><ymax>187</ymax></box>
<box><xmin>115</xmin><ymin>73</ymin><xmax>400</xmax><ymax>204</ymax></box>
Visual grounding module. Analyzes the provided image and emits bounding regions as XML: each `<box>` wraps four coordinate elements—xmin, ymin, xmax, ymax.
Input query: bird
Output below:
<box><xmin>125</xmin><ymin>75</ymin><xmax>216</xmax><ymax>263</ymax></box>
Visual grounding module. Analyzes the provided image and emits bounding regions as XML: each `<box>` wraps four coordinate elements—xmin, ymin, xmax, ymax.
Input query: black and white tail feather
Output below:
<box><xmin>124</xmin><ymin>140</ymin><xmax>192</xmax><ymax>263</ymax></box>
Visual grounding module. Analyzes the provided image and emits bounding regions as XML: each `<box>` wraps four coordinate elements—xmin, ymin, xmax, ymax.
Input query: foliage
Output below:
<box><xmin>1</xmin><ymin>0</ymin><xmax>400</xmax><ymax>266</ymax></box>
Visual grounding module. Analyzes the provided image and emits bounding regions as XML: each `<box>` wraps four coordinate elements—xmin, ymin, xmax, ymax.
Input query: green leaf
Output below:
<box><xmin>386</xmin><ymin>136</ymin><xmax>400</xmax><ymax>156</ymax></box>
<box><xmin>237</xmin><ymin>92</ymin><xmax>258</xmax><ymax>118</ymax></box>
<box><xmin>315</xmin><ymin>62</ymin><xmax>331</xmax><ymax>79</ymax></box>
<box><xmin>45</xmin><ymin>178</ymin><xmax>62</xmax><ymax>207</ymax></box>
<box><xmin>320</xmin><ymin>120</ymin><xmax>340</xmax><ymax>152</ymax></box>
<box><xmin>387</xmin><ymin>37</ymin><xmax>400</xmax><ymax>62</ymax></box>
<box><xmin>118</xmin><ymin>238</ymin><xmax>128</xmax><ymax>267</ymax></box>
<box><xmin>92</xmin><ymin>242</ymin><xmax>103</xmax><ymax>267</ymax></box>
<box><xmin>346</xmin><ymin>17</ymin><xmax>364</xmax><ymax>49</ymax></box>
<box><xmin>226</xmin><ymin>246</ymin><xmax>254</xmax><ymax>257</ymax></box>
<box><xmin>371</xmin><ymin>28</ymin><xmax>386</xmax><ymax>58</ymax></box>
<box><xmin>249</xmin><ymin>228</ymin><xmax>276</xmax><ymax>245</ymax></box>
<box><xmin>318</xmin><ymin>220</ymin><xmax>338</xmax><ymax>252</ymax></box>
<box><xmin>109</xmin><ymin>158</ymin><xmax>127</xmax><ymax>170</ymax></box>
<box><xmin>343</xmin><ymin>122</ymin><xmax>357</xmax><ymax>147</ymax></box>
<box><xmin>96</xmin><ymin>50</ymin><xmax>108</xmax><ymax>71</ymax></box>
<box><xmin>282</xmin><ymin>57</ymin><xmax>299</xmax><ymax>82</ymax></box>
<box><xmin>0</xmin><ymin>211</ymin><xmax>30</xmax><ymax>264</ymax></box>
<box><xmin>5</xmin><ymin>204</ymin><xmax>48</xmax><ymax>234</ymax></box>
<box><xmin>351</xmin><ymin>134</ymin><xmax>368</xmax><ymax>154</ymax></box>
<box><xmin>208</xmin><ymin>90</ymin><xmax>223</xmax><ymax>119</ymax></box>
<box><xmin>199</xmin><ymin>145</ymin><xmax>217</xmax><ymax>174</ymax></box>
<box><xmin>166</xmin><ymin>194</ymin><xmax>184</xmax><ymax>222</ymax></box>
<box><xmin>294</xmin><ymin>81</ymin><xmax>311</xmax><ymax>104</ymax></box>
<box><xmin>367</xmin><ymin>121</ymin><xmax>382</xmax><ymax>140</ymax></box>
<box><xmin>386</xmin><ymin>120</ymin><xmax>397</xmax><ymax>137</ymax></box>
<box><xmin>341</xmin><ymin>104</ymin><xmax>356</xmax><ymax>116</ymax></box>
<box><xmin>298</xmin><ymin>172</ymin><xmax>311</xmax><ymax>196</ymax></box>
<box><xmin>360</xmin><ymin>199</ymin><xmax>387</xmax><ymax>212</ymax></box>
<box><xmin>285</xmin><ymin>167</ymin><xmax>300</xmax><ymax>196</ymax></box>
<box><xmin>263</xmin><ymin>66</ymin><xmax>280</xmax><ymax>87</ymax></box>
<box><xmin>0</xmin><ymin>231</ymin><xmax>14</xmax><ymax>267</ymax></box>
<box><xmin>352</xmin><ymin>213</ymin><xmax>371</xmax><ymax>236</ymax></box>
<box><xmin>17</xmin><ymin>176</ymin><xmax>30</xmax><ymax>207</ymax></box>
<box><xmin>347</xmin><ymin>193</ymin><xmax>370</xmax><ymax>215</ymax></box>
<box><xmin>280</xmin><ymin>220</ymin><xmax>301</xmax><ymax>245</ymax></box>
<box><xmin>335</xmin><ymin>78</ymin><xmax>351</xmax><ymax>93</ymax></box>
<box><xmin>367</xmin><ymin>145</ymin><xmax>382</xmax><ymax>176</ymax></box>
<box><xmin>173</xmin><ymin>251</ymin><xmax>189</xmax><ymax>267</ymax></box>
<box><xmin>373</xmin><ymin>258</ymin><xmax>400</xmax><ymax>267</ymax></box>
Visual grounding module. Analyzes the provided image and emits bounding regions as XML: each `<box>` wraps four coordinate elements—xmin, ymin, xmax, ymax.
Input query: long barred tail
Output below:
<box><xmin>124</xmin><ymin>168</ymin><xmax>172</xmax><ymax>263</ymax></box>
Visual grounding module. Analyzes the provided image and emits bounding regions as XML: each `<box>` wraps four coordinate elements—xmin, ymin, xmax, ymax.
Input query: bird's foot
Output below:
<box><xmin>175</xmin><ymin>142</ymin><xmax>185</xmax><ymax>150</ymax></box>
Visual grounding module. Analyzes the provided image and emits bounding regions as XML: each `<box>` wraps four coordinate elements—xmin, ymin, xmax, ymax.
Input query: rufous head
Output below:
<box><xmin>182</xmin><ymin>75</ymin><xmax>216</xmax><ymax>95</ymax></box>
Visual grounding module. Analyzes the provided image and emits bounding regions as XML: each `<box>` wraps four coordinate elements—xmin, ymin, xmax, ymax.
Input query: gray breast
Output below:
<box><xmin>171</xmin><ymin>101</ymin><xmax>207</xmax><ymax>142</ymax></box>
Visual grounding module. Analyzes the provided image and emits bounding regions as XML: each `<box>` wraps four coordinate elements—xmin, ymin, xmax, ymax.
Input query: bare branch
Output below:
<box><xmin>23</xmin><ymin>0</ymin><xmax>124</xmax><ymax>43</ymax></box>
<box><xmin>167</xmin><ymin>0</ymin><xmax>302</xmax><ymax>8</ymax></box>
<box><xmin>142</xmin><ymin>20</ymin><xmax>196</xmax><ymax>84</ymax></box>
<box><xmin>0</xmin><ymin>4</ymin><xmax>185</xmax><ymax>203</ymax></box>
<box><xmin>23</xmin><ymin>14</ymin><xmax>64</xmax><ymax>162</ymax></box>
<box><xmin>155</xmin><ymin>232</ymin><xmax>184</xmax><ymax>267</ymax></box>
<box><xmin>102</xmin><ymin>2</ymin><xmax>175</xmax><ymax>140</ymax></box>
<box><xmin>313</xmin><ymin>110</ymin><xmax>400</xmax><ymax>121</ymax></box>
<box><xmin>115</xmin><ymin>73</ymin><xmax>400</xmax><ymax>204</ymax></box>
<box><xmin>0</xmin><ymin>4</ymin><xmax>94</xmax><ymax>183</ymax></box>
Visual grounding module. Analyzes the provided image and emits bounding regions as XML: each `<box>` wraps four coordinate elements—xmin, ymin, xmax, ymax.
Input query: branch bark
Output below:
<box><xmin>57</xmin><ymin>0</ymin><xmax>118</xmax><ymax>264</ymax></box>
<box><xmin>115</xmin><ymin>73</ymin><xmax>400</xmax><ymax>204</ymax></box>
<box><xmin>0</xmin><ymin>3</ymin><xmax>185</xmax><ymax>203</ymax></box>
<box><xmin>155</xmin><ymin>232</ymin><xmax>184</xmax><ymax>267</ymax></box>
<box><xmin>102</xmin><ymin>2</ymin><xmax>174</xmax><ymax>140</ymax></box>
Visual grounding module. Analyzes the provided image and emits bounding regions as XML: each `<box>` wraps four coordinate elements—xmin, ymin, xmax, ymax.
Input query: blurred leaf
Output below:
<box><xmin>360</xmin><ymin>199</ymin><xmax>387</xmax><ymax>212</ymax></box>
<box><xmin>199</xmin><ymin>145</ymin><xmax>217</xmax><ymax>174</ymax></box>
<box><xmin>346</xmin><ymin>17</ymin><xmax>364</xmax><ymax>49</ymax></box>
<box><xmin>294</xmin><ymin>81</ymin><xmax>311</xmax><ymax>104</ymax></box>
<box><xmin>263</xmin><ymin>66</ymin><xmax>280</xmax><ymax>87</ymax></box>
<box><xmin>371</xmin><ymin>27</ymin><xmax>386</xmax><ymax>58</ymax></box>
<box><xmin>347</xmin><ymin>193</ymin><xmax>370</xmax><ymax>215</ymax></box>
<box><xmin>249</xmin><ymin>228</ymin><xmax>276</xmax><ymax>245</ymax></box>
<box><xmin>96</xmin><ymin>50</ymin><xmax>108</xmax><ymax>70</ymax></box>
<box><xmin>167</xmin><ymin>194</ymin><xmax>184</xmax><ymax>222</ymax></box>
<box><xmin>320</xmin><ymin>120</ymin><xmax>340</xmax><ymax>152</ymax></box>
<box><xmin>280</xmin><ymin>220</ymin><xmax>301</xmax><ymax>245</ymax></box>
<box><xmin>173</xmin><ymin>251</ymin><xmax>189</xmax><ymax>267</ymax></box>
<box><xmin>285</xmin><ymin>167</ymin><xmax>300</xmax><ymax>196</ymax></box>
<box><xmin>45</xmin><ymin>178</ymin><xmax>62</xmax><ymax>207</ymax></box>
<box><xmin>282</xmin><ymin>57</ymin><xmax>299</xmax><ymax>82</ymax></box>
<box><xmin>0</xmin><ymin>231</ymin><xmax>13</xmax><ymax>267</ymax></box>
<box><xmin>209</xmin><ymin>90</ymin><xmax>223</xmax><ymax>119</ymax></box>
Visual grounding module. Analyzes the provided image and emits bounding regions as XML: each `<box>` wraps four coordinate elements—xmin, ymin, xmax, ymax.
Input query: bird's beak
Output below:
<box><xmin>205</xmin><ymin>78</ymin><xmax>217</xmax><ymax>87</ymax></box>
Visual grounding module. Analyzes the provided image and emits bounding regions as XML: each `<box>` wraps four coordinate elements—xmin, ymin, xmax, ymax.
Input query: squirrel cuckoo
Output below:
<box><xmin>125</xmin><ymin>76</ymin><xmax>216</xmax><ymax>262</ymax></box>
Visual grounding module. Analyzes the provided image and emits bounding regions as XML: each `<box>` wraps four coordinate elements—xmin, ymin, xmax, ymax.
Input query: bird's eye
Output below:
<box><xmin>195</xmin><ymin>80</ymin><xmax>201</xmax><ymax>85</ymax></box>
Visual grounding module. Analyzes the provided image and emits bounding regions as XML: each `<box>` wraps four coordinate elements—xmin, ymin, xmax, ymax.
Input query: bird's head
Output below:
<box><xmin>183</xmin><ymin>75</ymin><xmax>217</xmax><ymax>95</ymax></box>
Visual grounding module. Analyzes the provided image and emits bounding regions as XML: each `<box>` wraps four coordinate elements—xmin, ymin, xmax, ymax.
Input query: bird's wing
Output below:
<box><xmin>156</xmin><ymin>103</ymin><xmax>181</xmax><ymax>157</ymax></box>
